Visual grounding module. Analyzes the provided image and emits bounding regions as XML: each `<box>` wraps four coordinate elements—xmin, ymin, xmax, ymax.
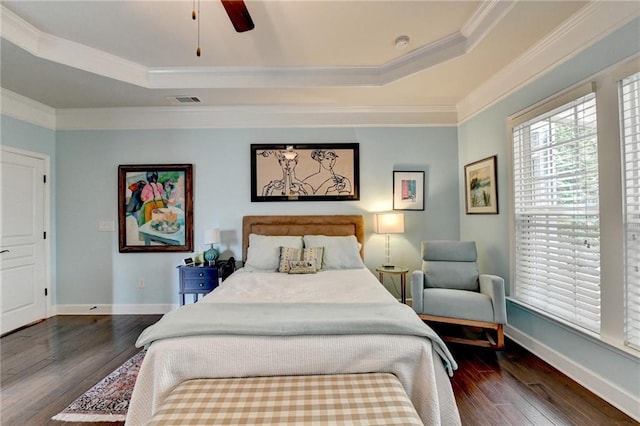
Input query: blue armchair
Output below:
<box><xmin>411</xmin><ymin>241</ymin><xmax>506</xmax><ymax>349</ymax></box>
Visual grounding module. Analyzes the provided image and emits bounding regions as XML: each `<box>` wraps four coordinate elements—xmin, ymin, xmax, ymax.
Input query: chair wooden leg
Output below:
<box><xmin>496</xmin><ymin>323</ymin><xmax>504</xmax><ymax>349</ymax></box>
<box><xmin>417</xmin><ymin>313</ymin><xmax>505</xmax><ymax>349</ymax></box>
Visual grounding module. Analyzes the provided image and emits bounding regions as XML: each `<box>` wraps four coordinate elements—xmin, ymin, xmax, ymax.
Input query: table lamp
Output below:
<box><xmin>203</xmin><ymin>228</ymin><xmax>221</xmax><ymax>266</ymax></box>
<box><xmin>375</xmin><ymin>213</ymin><xmax>405</xmax><ymax>268</ymax></box>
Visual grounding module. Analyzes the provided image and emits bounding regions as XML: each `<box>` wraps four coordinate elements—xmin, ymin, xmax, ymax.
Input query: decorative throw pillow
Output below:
<box><xmin>245</xmin><ymin>234</ymin><xmax>304</xmax><ymax>271</ymax></box>
<box><xmin>278</xmin><ymin>247</ymin><xmax>302</xmax><ymax>273</ymax></box>
<box><xmin>302</xmin><ymin>247</ymin><xmax>324</xmax><ymax>271</ymax></box>
<box><xmin>288</xmin><ymin>260</ymin><xmax>317</xmax><ymax>274</ymax></box>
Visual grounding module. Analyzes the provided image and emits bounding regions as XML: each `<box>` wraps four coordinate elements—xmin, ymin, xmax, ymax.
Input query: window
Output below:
<box><xmin>511</xmin><ymin>84</ymin><xmax>601</xmax><ymax>334</ymax></box>
<box><xmin>621</xmin><ymin>71</ymin><xmax>640</xmax><ymax>350</ymax></box>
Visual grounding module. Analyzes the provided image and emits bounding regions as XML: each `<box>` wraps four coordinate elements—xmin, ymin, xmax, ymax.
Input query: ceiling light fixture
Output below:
<box><xmin>394</xmin><ymin>35</ymin><xmax>410</xmax><ymax>50</ymax></box>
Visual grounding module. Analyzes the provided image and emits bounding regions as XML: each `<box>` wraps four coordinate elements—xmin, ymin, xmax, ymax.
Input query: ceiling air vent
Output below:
<box><xmin>168</xmin><ymin>96</ymin><xmax>201</xmax><ymax>105</ymax></box>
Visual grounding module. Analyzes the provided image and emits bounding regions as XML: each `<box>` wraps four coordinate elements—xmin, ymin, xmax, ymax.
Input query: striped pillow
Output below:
<box><xmin>278</xmin><ymin>247</ymin><xmax>302</xmax><ymax>273</ymax></box>
<box><xmin>302</xmin><ymin>247</ymin><xmax>324</xmax><ymax>271</ymax></box>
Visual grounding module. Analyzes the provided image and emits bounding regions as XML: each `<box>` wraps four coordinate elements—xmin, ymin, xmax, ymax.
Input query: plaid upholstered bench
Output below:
<box><xmin>148</xmin><ymin>373</ymin><xmax>424</xmax><ymax>425</ymax></box>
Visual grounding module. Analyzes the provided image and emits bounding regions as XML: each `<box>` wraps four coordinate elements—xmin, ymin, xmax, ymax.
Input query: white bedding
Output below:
<box><xmin>126</xmin><ymin>268</ymin><xmax>461</xmax><ymax>425</ymax></box>
<box><xmin>212</xmin><ymin>268</ymin><xmax>398</xmax><ymax>304</ymax></box>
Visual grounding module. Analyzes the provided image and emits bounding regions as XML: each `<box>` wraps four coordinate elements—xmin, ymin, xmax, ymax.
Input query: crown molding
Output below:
<box><xmin>1</xmin><ymin>88</ymin><xmax>56</xmax><ymax>129</ymax></box>
<box><xmin>462</xmin><ymin>0</ymin><xmax>515</xmax><ymax>50</ymax></box>
<box><xmin>6</xmin><ymin>1</ymin><xmax>632</xmax><ymax>130</ymax></box>
<box><xmin>1</xmin><ymin>6</ymin><xmax>148</xmax><ymax>86</ymax></box>
<box><xmin>0</xmin><ymin>85</ymin><xmax>457</xmax><ymax>129</ymax></box>
<box><xmin>457</xmin><ymin>1</ymin><xmax>640</xmax><ymax>124</ymax></box>
<box><xmin>1</xmin><ymin>1</ymin><xmax>510</xmax><ymax>89</ymax></box>
<box><xmin>54</xmin><ymin>105</ymin><xmax>457</xmax><ymax>130</ymax></box>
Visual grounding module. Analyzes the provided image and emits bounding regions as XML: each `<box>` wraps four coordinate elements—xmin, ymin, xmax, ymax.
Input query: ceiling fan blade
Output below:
<box><xmin>221</xmin><ymin>0</ymin><xmax>255</xmax><ymax>32</ymax></box>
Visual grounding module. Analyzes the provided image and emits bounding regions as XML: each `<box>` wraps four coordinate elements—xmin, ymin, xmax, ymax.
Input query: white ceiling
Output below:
<box><xmin>0</xmin><ymin>0</ymin><xmax>638</xmax><ymax>127</ymax></box>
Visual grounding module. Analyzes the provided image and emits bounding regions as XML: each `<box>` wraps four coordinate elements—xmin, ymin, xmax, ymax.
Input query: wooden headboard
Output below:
<box><xmin>242</xmin><ymin>215</ymin><xmax>365</xmax><ymax>261</ymax></box>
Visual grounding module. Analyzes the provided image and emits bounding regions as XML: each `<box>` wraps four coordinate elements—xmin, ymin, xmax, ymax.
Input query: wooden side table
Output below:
<box><xmin>376</xmin><ymin>266</ymin><xmax>410</xmax><ymax>304</ymax></box>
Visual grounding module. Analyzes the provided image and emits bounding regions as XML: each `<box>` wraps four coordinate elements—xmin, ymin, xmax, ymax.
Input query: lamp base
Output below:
<box><xmin>204</xmin><ymin>245</ymin><xmax>219</xmax><ymax>266</ymax></box>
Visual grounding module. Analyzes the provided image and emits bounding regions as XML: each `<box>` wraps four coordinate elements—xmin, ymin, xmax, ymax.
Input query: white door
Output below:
<box><xmin>1</xmin><ymin>148</ymin><xmax>47</xmax><ymax>334</ymax></box>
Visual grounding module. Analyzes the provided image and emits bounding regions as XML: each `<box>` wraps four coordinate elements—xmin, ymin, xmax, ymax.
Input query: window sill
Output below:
<box><xmin>506</xmin><ymin>297</ymin><xmax>640</xmax><ymax>361</ymax></box>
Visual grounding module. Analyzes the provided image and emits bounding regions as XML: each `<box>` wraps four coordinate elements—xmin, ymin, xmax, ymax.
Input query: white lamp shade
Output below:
<box><xmin>375</xmin><ymin>213</ymin><xmax>405</xmax><ymax>234</ymax></box>
<box><xmin>204</xmin><ymin>228</ymin><xmax>221</xmax><ymax>245</ymax></box>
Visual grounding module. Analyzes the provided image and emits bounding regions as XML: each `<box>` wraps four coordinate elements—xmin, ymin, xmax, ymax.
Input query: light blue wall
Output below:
<box><xmin>54</xmin><ymin>126</ymin><xmax>459</xmax><ymax>305</ymax></box>
<box><xmin>1</xmin><ymin>115</ymin><xmax>57</xmax><ymax>303</ymax></box>
<box><xmin>1</xmin><ymin>115</ymin><xmax>55</xmax><ymax>156</ymax></box>
<box><xmin>458</xmin><ymin>18</ymin><xmax>640</xmax><ymax>401</ymax></box>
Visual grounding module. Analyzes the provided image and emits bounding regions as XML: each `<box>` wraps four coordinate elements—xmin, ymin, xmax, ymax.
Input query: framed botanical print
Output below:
<box><xmin>251</xmin><ymin>143</ymin><xmax>360</xmax><ymax>202</ymax></box>
<box><xmin>118</xmin><ymin>164</ymin><xmax>193</xmax><ymax>252</ymax></box>
<box><xmin>464</xmin><ymin>155</ymin><xmax>498</xmax><ymax>214</ymax></box>
<box><xmin>393</xmin><ymin>171</ymin><xmax>425</xmax><ymax>211</ymax></box>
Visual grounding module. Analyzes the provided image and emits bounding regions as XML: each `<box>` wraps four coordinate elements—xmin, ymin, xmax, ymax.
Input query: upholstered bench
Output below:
<box><xmin>148</xmin><ymin>372</ymin><xmax>423</xmax><ymax>425</ymax></box>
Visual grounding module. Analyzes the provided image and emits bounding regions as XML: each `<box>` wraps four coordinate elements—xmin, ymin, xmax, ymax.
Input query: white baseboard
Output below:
<box><xmin>54</xmin><ymin>304</ymin><xmax>176</xmax><ymax>315</ymax></box>
<box><xmin>505</xmin><ymin>324</ymin><xmax>640</xmax><ymax>422</ymax></box>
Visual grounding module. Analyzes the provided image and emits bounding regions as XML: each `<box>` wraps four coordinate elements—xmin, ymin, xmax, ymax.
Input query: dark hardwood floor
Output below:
<box><xmin>1</xmin><ymin>315</ymin><xmax>637</xmax><ymax>426</ymax></box>
<box><xmin>1</xmin><ymin>315</ymin><xmax>161</xmax><ymax>426</ymax></box>
<box><xmin>449</xmin><ymin>342</ymin><xmax>637</xmax><ymax>426</ymax></box>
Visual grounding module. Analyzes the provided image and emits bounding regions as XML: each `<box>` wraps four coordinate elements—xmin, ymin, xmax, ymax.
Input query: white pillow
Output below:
<box><xmin>245</xmin><ymin>234</ymin><xmax>304</xmax><ymax>271</ymax></box>
<box><xmin>303</xmin><ymin>235</ymin><xmax>365</xmax><ymax>270</ymax></box>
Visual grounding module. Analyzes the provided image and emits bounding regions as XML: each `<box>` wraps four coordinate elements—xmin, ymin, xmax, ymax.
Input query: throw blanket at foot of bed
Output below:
<box><xmin>135</xmin><ymin>302</ymin><xmax>457</xmax><ymax>375</ymax></box>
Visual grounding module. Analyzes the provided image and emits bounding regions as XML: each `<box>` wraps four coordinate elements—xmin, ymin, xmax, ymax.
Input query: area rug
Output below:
<box><xmin>52</xmin><ymin>350</ymin><xmax>145</xmax><ymax>422</ymax></box>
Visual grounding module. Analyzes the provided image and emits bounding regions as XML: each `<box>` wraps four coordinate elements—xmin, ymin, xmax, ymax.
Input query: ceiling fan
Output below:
<box><xmin>193</xmin><ymin>0</ymin><xmax>255</xmax><ymax>56</ymax></box>
<box><xmin>221</xmin><ymin>0</ymin><xmax>255</xmax><ymax>33</ymax></box>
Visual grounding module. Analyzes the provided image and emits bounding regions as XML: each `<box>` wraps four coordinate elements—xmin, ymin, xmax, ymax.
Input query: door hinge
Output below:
<box><xmin>43</xmin><ymin>231</ymin><xmax>47</xmax><ymax>239</ymax></box>
<box><xmin>44</xmin><ymin>288</ymin><xmax>48</xmax><ymax>296</ymax></box>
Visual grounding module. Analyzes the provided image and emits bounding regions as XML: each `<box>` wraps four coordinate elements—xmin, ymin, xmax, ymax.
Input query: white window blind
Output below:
<box><xmin>621</xmin><ymin>71</ymin><xmax>640</xmax><ymax>350</ymax></box>
<box><xmin>511</xmin><ymin>87</ymin><xmax>601</xmax><ymax>334</ymax></box>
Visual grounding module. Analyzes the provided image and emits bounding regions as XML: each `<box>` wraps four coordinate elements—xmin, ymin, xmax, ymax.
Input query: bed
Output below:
<box><xmin>126</xmin><ymin>215</ymin><xmax>461</xmax><ymax>425</ymax></box>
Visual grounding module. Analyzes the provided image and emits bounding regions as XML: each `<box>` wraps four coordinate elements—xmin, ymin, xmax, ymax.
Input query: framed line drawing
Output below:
<box><xmin>251</xmin><ymin>143</ymin><xmax>360</xmax><ymax>202</ymax></box>
<box><xmin>118</xmin><ymin>164</ymin><xmax>194</xmax><ymax>252</ymax></box>
<box><xmin>393</xmin><ymin>171</ymin><xmax>425</xmax><ymax>211</ymax></box>
<box><xmin>464</xmin><ymin>155</ymin><xmax>498</xmax><ymax>214</ymax></box>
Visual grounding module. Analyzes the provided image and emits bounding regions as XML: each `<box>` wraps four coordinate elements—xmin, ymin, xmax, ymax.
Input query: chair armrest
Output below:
<box><xmin>479</xmin><ymin>274</ymin><xmax>507</xmax><ymax>324</ymax></box>
<box><xmin>411</xmin><ymin>270</ymin><xmax>426</xmax><ymax>313</ymax></box>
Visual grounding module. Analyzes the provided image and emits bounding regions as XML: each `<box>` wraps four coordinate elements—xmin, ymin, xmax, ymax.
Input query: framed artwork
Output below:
<box><xmin>393</xmin><ymin>171</ymin><xmax>425</xmax><ymax>211</ymax></box>
<box><xmin>251</xmin><ymin>143</ymin><xmax>360</xmax><ymax>202</ymax></box>
<box><xmin>118</xmin><ymin>164</ymin><xmax>194</xmax><ymax>252</ymax></box>
<box><xmin>464</xmin><ymin>155</ymin><xmax>498</xmax><ymax>214</ymax></box>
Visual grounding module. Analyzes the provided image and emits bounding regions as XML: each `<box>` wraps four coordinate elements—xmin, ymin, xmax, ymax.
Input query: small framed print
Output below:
<box><xmin>464</xmin><ymin>155</ymin><xmax>498</xmax><ymax>214</ymax></box>
<box><xmin>393</xmin><ymin>171</ymin><xmax>425</xmax><ymax>211</ymax></box>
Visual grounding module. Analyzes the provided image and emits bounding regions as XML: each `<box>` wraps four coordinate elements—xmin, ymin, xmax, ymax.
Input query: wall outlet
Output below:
<box><xmin>137</xmin><ymin>278</ymin><xmax>145</xmax><ymax>289</ymax></box>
